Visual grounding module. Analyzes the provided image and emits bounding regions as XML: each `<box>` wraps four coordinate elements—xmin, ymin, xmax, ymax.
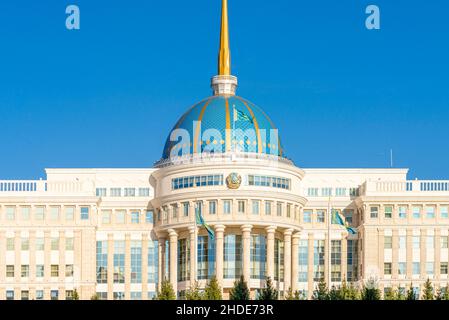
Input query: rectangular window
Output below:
<box><xmin>6</xmin><ymin>265</ymin><xmax>14</xmax><ymax>277</ymax></box>
<box><xmin>307</xmin><ymin>188</ymin><xmax>318</xmax><ymax>197</ymax></box>
<box><xmin>276</xmin><ymin>203</ymin><xmax>282</xmax><ymax>217</ymax></box>
<box><xmin>238</xmin><ymin>201</ymin><xmax>245</xmax><ymax>214</ymax></box>
<box><xmin>114</xmin><ymin>241</ymin><xmax>125</xmax><ymax>283</ymax></box>
<box><xmin>426</xmin><ymin>262</ymin><xmax>434</xmax><ymax>275</ymax></box>
<box><xmin>51</xmin><ymin>290</ymin><xmax>59</xmax><ymax>300</ymax></box>
<box><xmin>335</xmin><ymin>188</ymin><xmax>347</xmax><ymax>197</ymax></box>
<box><xmin>398</xmin><ymin>262</ymin><xmax>406</xmax><ymax>275</ymax></box>
<box><xmin>35</xmin><ymin>207</ymin><xmax>45</xmax><ymax>220</ymax></box>
<box><xmin>6</xmin><ymin>207</ymin><xmax>15</xmax><ymax>220</ymax></box>
<box><xmin>21</xmin><ymin>291</ymin><xmax>29</xmax><ymax>300</ymax></box>
<box><xmin>146</xmin><ymin>210</ymin><xmax>154</xmax><ymax>223</ymax></box>
<box><xmin>412</xmin><ymin>262</ymin><xmax>420</xmax><ymax>275</ymax></box>
<box><xmin>426</xmin><ymin>207</ymin><xmax>435</xmax><ymax>219</ymax></box>
<box><xmin>384</xmin><ymin>236</ymin><xmax>392</xmax><ymax>249</ymax></box>
<box><xmin>209</xmin><ymin>201</ymin><xmax>217</xmax><ymax>215</ymax></box>
<box><xmin>331</xmin><ymin>240</ymin><xmax>342</xmax><ymax>282</ymax></box>
<box><xmin>6</xmin><ymin>238</ymin><xmax>15</xmax><ymax>251</ymax></box>
<box><xmin>65</xmin><ymin>290</ymin><xmax>74</xmax><ymax>300</ymax></box>
<box><xmin>50</xmin><ymin>207</ymin><xmax>60</xmax><ymax>221</ymax></box>
<box><xmin>102</xmin><ymin>210</ymin><xmax>111</xmax><ymax>224</ymax></box>
<box><xmin>66</xmin><ymin>237</ymin><xmax>74</xmax><ymax>251</ymax></box>
<box><xmin>36</xmin><ymin>238</ymin><xmax>44</xmax><ymax>251</ymax></box>
<box><xmin>441</xmin><ymin>262</ymin><xmax>448</xmax><ymax>275</ymax></box>
<box><xmin>131</xmin><ymin>241</ymin><xmax>142</xmax><ymax>284</ymax></box>
<box><xmin>183</xmin><ymin>202</ymin><xmax>190</xmax><ymax>216</ymax></box>
<box><xmin>441</xmin><ymin>236</ymin><xmax>448</xmax><ymax>249</ymax></box>
<box><xmin>21</xmin><ymin>265</ymin><xmax>29</xmax><ymax>277</ymax></box>
<box><xmin>384</xmin><ymin>263</ymin><xmax>392</xmax><ymax>275</ymax></box>
<box><xmin>65</xmin><ymin>207</ymin><xmax>74</xmax><ymax>221</ymax></box>
<box><xmin>317</xmin><ymin>210</ymin><xmax>325</xmax><ymax>223</ymax></box>
<box><xmin>96</xmin><ymin>188</ymin><xmax>107</xmax><ymax>197</ymax></box>
<box><xmin>51</xmin><ymin>237</ymin><xmax>59</xmax><ymax>251</ymax></box>
<box><xmin>131</xmin><ymin>211</ymin><xmax>140</xmax><ymax>224</ymax></box>
<box><xmin>413</xmin><ymin>236</ymin><xmax>420</xmax><ymax>249</ymax></box>
<box><xmin>265</xmin><ymin>201</ymin><xmax>272</xmax><ymax>216</ymax></box>
<box><xmin>313</xmin><ymin>240</ymin><xmax>325</xmax><ymax>281</ymax></box>
<box><xmin>252</xmin><ymin>200</ymin><xmax>260</xmax><ymax>215</ymax></box>
<box><xmin>21</xmin><ymin>207</ymin><xmax>30</xmax><ymax>220</ymax></box>
<box><xmin>116</xmin><ymin>210</ymin><xmax>126</xmax><ymax>224</ymax></box>
<box><xmin>138</xmin><ymin>188</ymin><xmax>150</xmax><ymax>197</ymax></box>
<box><xmin>384</xmin><ymin>206</ymin><xmax>393</xmax><ymax>219</ymax></box>
<box><xmin>399</xmin><ymin>206</ymin><xmax>407</xmax><ymax>219</ymax></box>
<box><xmin>113</xmin><ymin>292</ymin><xmax>125</xmax><ymax>300</ymax></box>
<box><xmin>66</xmin><ymin>264</ymin><xmax>74</xmax><ymax>277</ymax></box>
<box><xmin>441</xmin><ymin>206</ymin><xmax>449</xmax><ymax>219</ymax></box>
<box><xmin>51</xmin><ymin>265</ymin><xmax>59</xmax><ymax>277</ymax></box>
<box><xmin>36</xmin><ymin>265</ymin><xmax>44</xmax><ymax>277</ymax></box>
<box><xmin>148</xmin><ymin>240</ymin><xmax>159</xmax><ymax>284</ymax></box>
<box><xmin>287</xmin><ymin>204</ymin><xmax>292</xmax><ymax>218</ymax></box>
<box><xmin>370</xmin><ymin>207</ymin><xmax>378</xmax><ymax>218</ymax></box>
<box><xmin>344</xmin><ymin>209</ymin><xmax>354</xmax><ymax>225</ymax></box>
<box><xmin>172</xmin><ymin>205</ymin><xmax>178</xmax><ymax>218</ymax></box>
<box><xmin>130</xmin><ymin>292</ymin><xmax>142</xmax><ymax>300</ymax></box>
<box><xmin>321</xmin><ymin>188</ymin><xmax>332</xmax><ymax>197</ymax></box>
<box><xmin>6</xmin><ymin>290</ymin><xmax>14</xmax><ymax>300</ymax></box>
<box><xmin>223</xmin><ymin>200</ymin><xmax>231</xmax><ymax>214</ymax></box>
<box><xmin>110</xmin><ymin>188</ymin><xmax>121</xmax><ymax>197</ymax></box>
<box><xmin>349</xmin><ymin>188</ymin><xmax>359</xmax><ymax>197</ymax></box>
<box><xmin>21</xmin><ymin>238</ymin><xmax>29</xmax><ymax>251</ymax></box>
<box><xmin>80</xmin><ymin>207</ymin><xmax>89</xmax><ymax>220</ymax></box>
<box><xmin>36</xmin><ymin>290</ymin><xmax>44</xmax><ymax>300</ymax></box>
<box><xmin>303</xmin><ymin>210</ymin><xmax>312</xmax><ymax>223</ymax></box>
<box><xmin>124</xmin><ymin>188</ymin><xmax>136</xmax><ymax>197</ymax></box>
<box><xmin>298</xmin><ymin>240</ymin><xmax>308</xmax><ymax>282</ymax></box>
<box><xmin>96</xmin><ymin>241</ymin><xmax>108</xmax><ymax>284</ymax></box>
<box><xmin>413</xmin><ymin>206</ymin><xmax>421</xmax><ymax>219</ymax></box>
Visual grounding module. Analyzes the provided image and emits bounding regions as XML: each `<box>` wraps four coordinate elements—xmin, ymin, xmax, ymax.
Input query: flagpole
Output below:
<box><xmin>327</xmin><ymin>196</ymin><xmax>331</xmax><ymax>288</ymax></box>
<box><xmin>232</xmin><ymin>105</ymin><xmax>236</xmax><ymax>153</ymax></box>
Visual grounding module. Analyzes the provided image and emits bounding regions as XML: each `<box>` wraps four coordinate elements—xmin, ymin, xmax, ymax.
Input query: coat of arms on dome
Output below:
<box><xmin>226</xmin><ymin>172</ymin><xmax>242</xmax><ymax>189</ymax></box>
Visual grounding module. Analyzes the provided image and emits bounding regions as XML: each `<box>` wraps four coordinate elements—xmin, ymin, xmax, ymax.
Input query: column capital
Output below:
<box><xmin>265</xmin><ymin>226</ymin><xmax>277</xmax><ymax>234</ymax></box>
<box><xmin>215</xmin><ymin>225</ymin><xmax>226</xmax><ymax>233</ymax></box>
<box><xmin>188</xmin><ymin>226</ymin><xmax>198</xmax><ymax>234</ymax></box>
<box><xmin>167</xmin><ymin>229</ymin><xmax>178</xmax><ymax>238</ymax></box>
<box><xmin>283</xmin><ymin>228</ymin><xmax>294</xmax><ymax>237</ymax></box>
<box><xmin>292</xmin><ymin>232</ymin><xmax>301</xmax><ymax>240</ymax></box>
<box><xmin>241</xmin><ymin>225</ymin><xmax>253</xmax><ymax>233</ymax></box>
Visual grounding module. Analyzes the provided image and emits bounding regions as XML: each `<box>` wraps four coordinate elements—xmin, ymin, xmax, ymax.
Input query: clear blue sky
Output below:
<box><xmin>0</xmin><ymin>0</ymin><xmax>448</xmax><ymax>180</ymax></box>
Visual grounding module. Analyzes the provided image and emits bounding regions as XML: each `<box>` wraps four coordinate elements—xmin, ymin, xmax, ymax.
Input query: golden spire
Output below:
<box><xmin>218</xmin><ymin>0</ymin><xmax>231</xmax><ymax>75</ymax></box>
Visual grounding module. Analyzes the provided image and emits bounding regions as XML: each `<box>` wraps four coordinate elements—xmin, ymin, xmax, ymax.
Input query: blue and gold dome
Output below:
<box><xmin>162</xmin><ymin>95</ymin><xmax>284</xmax><ymax>160</ymax></box>
<box><xmin>160</xmin><ymin>0</ymin><xmax>285</xmax><ymax>161</ymax></box>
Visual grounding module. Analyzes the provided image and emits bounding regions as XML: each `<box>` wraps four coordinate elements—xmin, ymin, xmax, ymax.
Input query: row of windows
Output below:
<box><xmin>96</xmin><ymin>240</ymin><xmax>159</xmax><ymax>284</ymax></box>
<box><xmin>96</xmin><ymin>187</ymin><xmax>150</xmax><ymax>197</ymax></box>
<box><xmin>5</xmin><ymin>264</ymin><xmax>74</xmax><ymax>278</ymax></box>
<box><xmin>247</xmin><ymin>175</ymin><xmax>291</xmax><ymax>190</ymax></box>
<box><xmin>157</xmin><ymin>200</ymin><xmax>296</xmax><ymax>221</ymax></box>
<box><xmin>302</xmin><ymin>209</ymin><xmax>354</xmax><ymax>225</ymax></box>
<box><xmin>307</xmin><ymin>187</ymin><xmax>360</xmax><ymax>197</ymax></box>
<box><xmin>5</xmin><ymin>289</ymin><xmax>77</xmax><ymax>300</ymax></box>
<box><xmin>4</xmin><ymin>237</ymin><xmax>74</xmax><ymax>251</ymax></box>
<box><xmin>100</xmin><ymin>210</ymin><xmax>154</xmax><ymax>225</ymax></box>
<box><xmin>370</xmin><ymin>206</ymin><xmax>449</xmax><ymax>219</ymax></box>
<box><xmin>0</xmin><ymin>206</ymin><xmax>90</xmax><ymax>221</ymax></box>
<box><xmin>95</xmin><ymin>291</ymin><xmax>157</xmax><ymax>300</ymax></box>
<box><xmin>384</xmin><ymin>235</ymin><xmax>449</xmax><ymax>249</ymax></box>
<box><xmin>172</xmin><ymin>175</ymin><xmax>224</xmax><ymax>190</ymax></box>
<box><xmin>384</xmin><ymin>262</ymin><xmax>449</xmax><ymax>276</ymax></box>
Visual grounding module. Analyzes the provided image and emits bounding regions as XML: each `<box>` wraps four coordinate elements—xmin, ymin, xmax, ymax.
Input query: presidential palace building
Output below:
<box><xmin>1</xmin><ymin>0</ymin><xmax>448</xmax><ymax>300</ymax></box>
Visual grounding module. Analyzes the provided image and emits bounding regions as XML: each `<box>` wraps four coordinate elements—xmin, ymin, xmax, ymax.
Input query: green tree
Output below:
<box><xmin>185</xmin><ymin>281</ymin><xmax>204</xmax><ymax>300</ymax></box>
<box><xmin>329</xmin><ymin>285</ymin><xmax>342</xmax><ymax>300</ymax></box>
<box><xmin>436</xmin><ymin>286</ymin><xmax>449</xmax><ymax>300</ymax></box>
<box><xmin>361</xmin><ymin>278</ymin><xmax>381</xmax><ymax>300</ymax></box>
<box><xmin>204</xmin><ymin>276</ymin><xmax>223</xmax><ymax>300</ymax></box>
<box><xmin>157</xmin><ymin>278</ymin><xmax>176</xmax><ymax>300</ymax></box>
<box><xmin>339</xmin><ymin>281</ymin><xmax>360</xmax><ymax>300</ymax></box>
<box><xmin>230</xmin><ymin>275</ymin><xmax>250</xmax><ymax>300</ymax></box>
<box><xmin>396</xmin><ymin>288</ymin><xmax>406</xmax><ymax>300</ymax></box>
<box><xmin>422</xmin><ymin>279</ymin><xmax>434</xmax><ymax>300</ymax></box>
<box><xmin>312</xmin><ymin>278</ymin><xmax>329</xmax><ymax>300</ymax></box>
<box><xmin>285</xmin><ymin>287</ymin><xmax>302</xmax><ymax>300</ymax></box>
<box><xmin>258</xmin><ymin>277</ymin><xmax>278</xmax><ymax>300</ymax></box>
<box><xmin>90</xmin><ymin>294</ymin><xmax>99</xmax><ymax>300</ymax></box>
<box><xmin>72</xmin><ymin>289</ymin><xmax>80</xmax><ymax>300</ymax></box>
<box><xmin>383</xmin><ymin>287</ymin><xmax>396</xmax><ymax>300</ymax></box>
<box><xmin>406</xmin><ymin>283</ymin><xmax>417</xmax><ymax>300</ymax></box>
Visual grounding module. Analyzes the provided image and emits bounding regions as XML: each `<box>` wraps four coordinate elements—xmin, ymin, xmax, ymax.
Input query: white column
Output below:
<box><xmin>291</xmin><ymin>232</ymin><xmax>300</xmax><ymax>293</ymax></box>
<box><xmin>168</xmin><ymin>229</ymin><xmax>178</xmax><ymax>296</ymax></box>
<box><xmin>241</xmin><ymin>225</ymin><xmax>253</xmax><ymax>285</ymax></box>
<box><xmin>188</xmin><ymin>226</ymin><xmax>197</xmax><ymax>287</ymax></box>
<box><xmin>283</xmin><ymin>229</ymin><xmax>293</xmax><ymax>292</ymax></box>
<box><xmin>266</xmin><ymin>226</ymin><xmax>276</xmax><ymax>280</ymax></box>
<box><xmin>215</xmin><ymin>225</ymin><xmax>226</xmax><ymax>288</ymax></box>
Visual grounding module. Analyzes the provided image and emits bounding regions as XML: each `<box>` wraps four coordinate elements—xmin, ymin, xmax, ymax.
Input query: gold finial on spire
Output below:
<box><xmin>218</xmin><ymin>0</ymin><xmax>231</xmax><ymax>75</ymax></box>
